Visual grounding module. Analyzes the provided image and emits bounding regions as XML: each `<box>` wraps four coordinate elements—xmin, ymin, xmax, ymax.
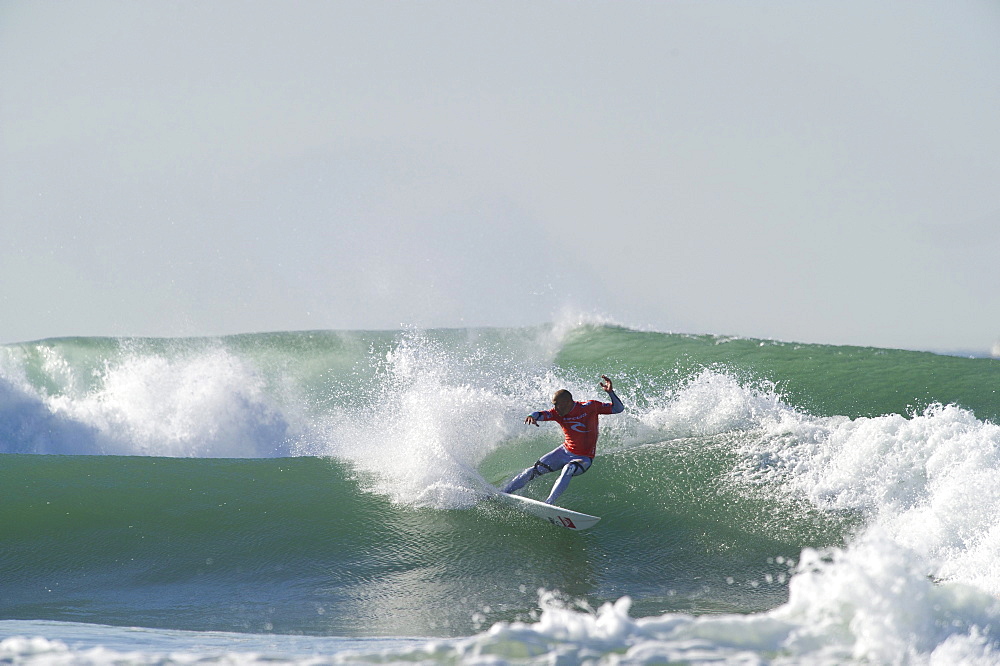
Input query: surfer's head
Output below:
<box><xmin>552</xmin><ymin>389</ymin><xmax>574</xmax><ymax>416</ymax></box>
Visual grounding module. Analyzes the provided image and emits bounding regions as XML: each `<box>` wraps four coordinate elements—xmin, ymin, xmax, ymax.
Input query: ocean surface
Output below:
<box><xmin>2</xmin><ymin>323</ymin><xmax>1000</xmax><ymax>664</ymax></box>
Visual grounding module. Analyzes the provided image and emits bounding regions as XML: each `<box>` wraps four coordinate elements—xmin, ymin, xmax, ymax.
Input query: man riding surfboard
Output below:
<box><xmin>502</xmin><ymin>375</ymin><xmax>624</xmax><ymax>504</ymax></box>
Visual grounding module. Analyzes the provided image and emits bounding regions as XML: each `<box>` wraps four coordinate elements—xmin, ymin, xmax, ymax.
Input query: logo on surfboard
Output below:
<box><xmin>548</xmin><ymin>516</ymin><xmax>578</xmax><ymax>529</ymax></box>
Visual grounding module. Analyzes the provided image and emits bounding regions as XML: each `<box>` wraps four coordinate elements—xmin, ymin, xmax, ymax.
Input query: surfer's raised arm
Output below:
<box><xmin>601</xmin><ymin>375</ymin><xmax>625</xmax><ymax>414</ymax></box>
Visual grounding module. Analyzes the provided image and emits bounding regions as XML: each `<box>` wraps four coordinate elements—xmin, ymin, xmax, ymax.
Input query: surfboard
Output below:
<box><xmin>499</xmin><ymin>493</ymin><xmax>601</xmax><ymax>530</ymax></box>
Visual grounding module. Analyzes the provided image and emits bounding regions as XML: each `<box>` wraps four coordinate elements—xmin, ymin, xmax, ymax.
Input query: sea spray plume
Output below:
<box><xmin>44</xmin><ymin>344</ymin><xmax>293</xmax><ymax>457</ymax></box>
<box><xmin>637</xmin><ymin>368</ymin><xmax>794</xmax><ymax>440</ymax></box>
<box><xmin>546</xmin><ymin>307</ymin><xmax>620</xmax><ymax>350</ymax></box>
<box><xmin>305</xmin><ymin>324</ymin><xmax>641</xmax><ymax>508</ymax></box>
<box><xmin>311</xmin><ymin>328</ymin><xmax>539</xmax><ymax>508</ymax></box>
<box><xmin>0</xmin><ymin>344</ymin><xmax>98</xmax><ymax>454</ymax></box>
<box><xmin>0</xmin><ymin>374</ymin><xmax>103</xmax><ymax>454</ymax></box>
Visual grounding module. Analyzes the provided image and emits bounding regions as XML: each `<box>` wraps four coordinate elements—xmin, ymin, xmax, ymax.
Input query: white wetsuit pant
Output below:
<box><xmin>501</xmin><ymin>445</ymin><xmax>592</xmax><ymax>504</ymax></box>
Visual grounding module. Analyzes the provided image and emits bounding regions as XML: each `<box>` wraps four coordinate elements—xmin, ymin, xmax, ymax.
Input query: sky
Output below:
<box><xmin>2</xmin><ymin>1</ymin><xmax>999</xmax><ymax>353</ymax></box>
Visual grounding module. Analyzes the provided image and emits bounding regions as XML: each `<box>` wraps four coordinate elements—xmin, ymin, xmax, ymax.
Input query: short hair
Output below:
<box><xmin>552</xmin><ymin>389</ymin><xmax>573</xmax><ymax>403</ymax></box>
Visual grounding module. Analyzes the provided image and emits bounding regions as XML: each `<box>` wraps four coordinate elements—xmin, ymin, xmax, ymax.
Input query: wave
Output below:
<box><xmin>3</xmin><ymin>324</ymin><xmax>1000</xmax><ymax>662</ymax></box>
<box><xmin>3</xmin><ymin>325</ymin><xmax>997</xmax><ymax>458</ymax></box>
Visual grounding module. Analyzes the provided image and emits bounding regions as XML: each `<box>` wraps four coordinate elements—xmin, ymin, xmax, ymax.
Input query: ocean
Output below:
<box><xmin>2</xmin><ymin>323</ymin><xmax>1000</xmax><ymax>664</ymax></box>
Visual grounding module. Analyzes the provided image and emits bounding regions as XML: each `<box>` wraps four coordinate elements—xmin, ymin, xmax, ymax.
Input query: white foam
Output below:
<box><xmin>734</xmin><ymin>401</ymin><xmax>1000</xmax><ymax>597</ymax></box>
<box><xmin>772</xmin><ymin>531</ymin><xmax>1000</xmax><ymax>663</ymax></box>
<box><xmin>645</xmin><ymin>371</ymin><xmax>1000</xmax><ymax>601</ymax></box>
<box><xmin>0</xmin><ymin>346</ymin><xmax>296</xmax><ymax>457</ymax></box>
<box><xmin>0</xmin><ymin>621</ymin><xmax>425</xmax><ymax>666</ymax></box>
<box><xmin>363</xmin><ymin>570</ymin><xmax>1000</xmax><ymax>664</ymax></box>
<box><xmin>6</xmin><ymin>586</ymin><xmax>1000</xmax><ymax>666</ymax></box>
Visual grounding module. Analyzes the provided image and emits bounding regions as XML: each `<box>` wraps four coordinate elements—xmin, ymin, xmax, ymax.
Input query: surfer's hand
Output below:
<box><xmin>525</xmin><ymin>415</ymin><xmax>539</xmax><ymax>426</ymax></box>
<box><xmin>600</xmin><ymin>375</ymin><xmax>613</xmax><ymax>393</ymax></box>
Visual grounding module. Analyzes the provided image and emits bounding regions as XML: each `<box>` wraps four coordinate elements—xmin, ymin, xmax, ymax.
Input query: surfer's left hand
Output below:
<box><xmin>600</xmin><ymin>375</ymin><xmax>613</xmax><ymax>393</ymax></box>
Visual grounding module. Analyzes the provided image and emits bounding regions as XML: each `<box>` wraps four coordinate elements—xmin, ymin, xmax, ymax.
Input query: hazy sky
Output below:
<box><xmin>2</xmin><ymin>1</ymin><xmax>999</xmax><ymax>352</ymax></box>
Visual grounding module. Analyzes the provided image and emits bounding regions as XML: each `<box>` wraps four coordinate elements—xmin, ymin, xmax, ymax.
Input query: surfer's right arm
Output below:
<box><xmin>525</xmin><ymin>411</ymin><xmax>542</xmax><ymax>426</ymax></box>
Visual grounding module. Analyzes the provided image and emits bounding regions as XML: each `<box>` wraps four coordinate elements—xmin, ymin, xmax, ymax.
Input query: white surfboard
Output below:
<box><xmin>500</xmin><ymin>493</ymin><xmax>601</xmax><ymax>530</ymax></box>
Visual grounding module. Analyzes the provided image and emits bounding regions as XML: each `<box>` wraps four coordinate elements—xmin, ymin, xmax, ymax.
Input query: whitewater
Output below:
<box><xmin>2</xmin><ymin>322</ymin><xmax>1000</xmax><ymax>664</ymax></box>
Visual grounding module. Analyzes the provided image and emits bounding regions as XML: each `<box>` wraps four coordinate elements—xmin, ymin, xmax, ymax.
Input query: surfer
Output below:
<box><xmin>502</xmin><ymin>375</ymin><xmax>624</xmax><ymax>504</ymax></box>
